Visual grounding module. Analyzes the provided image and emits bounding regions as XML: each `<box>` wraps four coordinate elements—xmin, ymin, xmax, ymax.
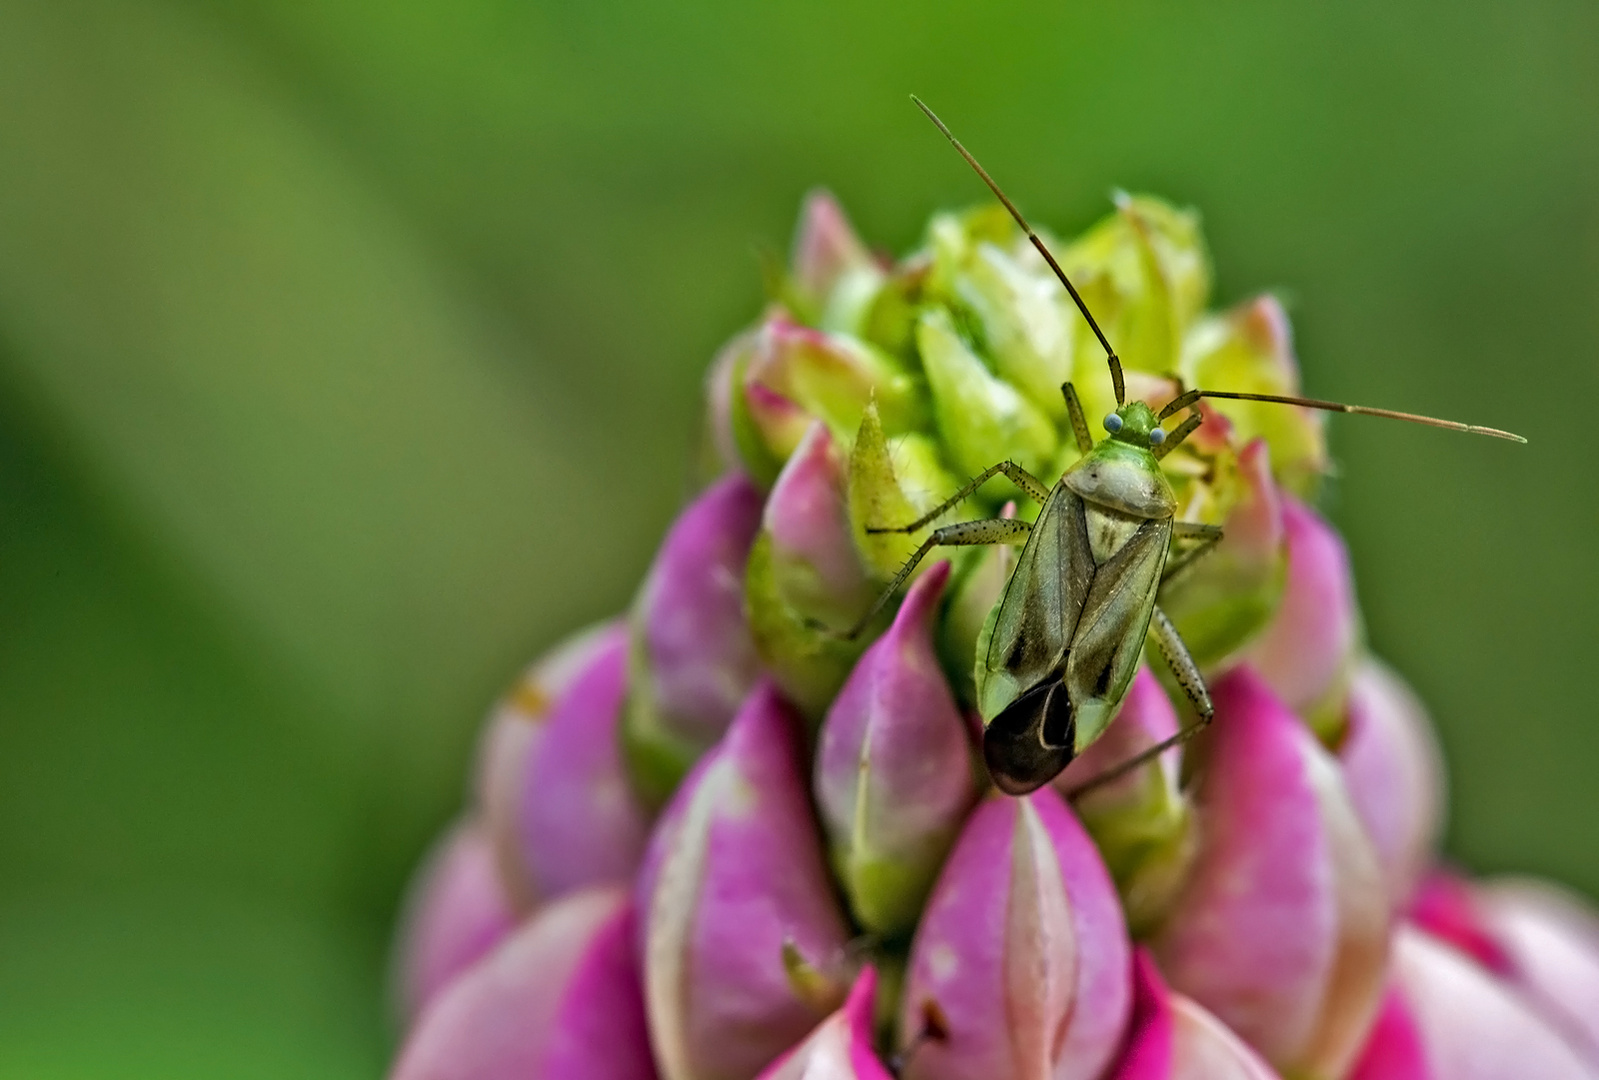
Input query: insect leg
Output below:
<box><xmin>1061</xmin><ymin>606</ymin><xmax>1214</xmax><ymax>798</ymax></box>
<box><xmin>1152</xmin><ymin>412</ymin><xmax>1203</xmax><ymax>459</ymax></box>
<box><xmin>1161</xmin><ymin>521</ymin><xmax>1224</xmax><ymax>584</ymax></box>
<box><xmin>868</xmin><ymin>462</ymin><xmax>1050</xmax><ymax>534</ymax></box>
<box><xmin>1061</xmin><ymin>381</ymin><xmax>1094</xmax><ymax>454</ymax></box>
<box><xmin>836</xmin><ymin>517</ymin><xmax>1032</xmax><ymax>639</ymax></box>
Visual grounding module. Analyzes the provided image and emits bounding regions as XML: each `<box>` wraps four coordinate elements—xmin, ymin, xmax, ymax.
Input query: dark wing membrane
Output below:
<box><xmin>1065</xmin><ymin>516</ymin><xmax>1171</xmax><ymax>708</ymax></box>
<box><xmin>983</xmin><ymin>680</ymin><xmax>1076</xmax><ymax>796</ymax></box>
<box><xmin>984</xmin><ymin>485</ymin><xmax>1095</xmax><ymax>694</ymax></box>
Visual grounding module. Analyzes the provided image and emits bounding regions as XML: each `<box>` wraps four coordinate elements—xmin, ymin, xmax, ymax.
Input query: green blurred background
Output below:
<box><xmin>1</xmin><ymin>0</ymin><xmax>1594</xmax><ymax>1074</ymax></box>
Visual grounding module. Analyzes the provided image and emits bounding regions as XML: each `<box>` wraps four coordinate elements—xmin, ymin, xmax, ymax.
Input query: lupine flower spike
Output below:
<box><xmin>390</xmin><ymin>114</ymin><xmax>1581</xmax><ymax>1080</ymax></box>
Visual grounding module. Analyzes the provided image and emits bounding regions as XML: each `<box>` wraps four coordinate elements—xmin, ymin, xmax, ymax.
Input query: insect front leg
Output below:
<box><xmin>836</xmin><ymin>517</ymin><xmax>1032</xmax><ymax>640</ymax></box>
<box><xmin>868</xmin><ymin>461</ymin><xmax>1050</xmax><ymax>535</ymax></box>
<box><xmin>1062</xmin><ymin>605</ymin><xmax>1214</xmax><ymax>798</ymax></box>
<box><xmin>1161</xmin><ymin>521</ymin><xmax>1224</xmax><ymax>585</ymax></box>
<box><xmin>1152</xmin><ymin>411</ymin><xmax>1203</xmax><ymax>459</ymax></box>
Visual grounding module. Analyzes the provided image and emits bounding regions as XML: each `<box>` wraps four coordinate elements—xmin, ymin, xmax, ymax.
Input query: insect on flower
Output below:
<box><xmin>840</xmin><ymin>96</ymin><xmax>1526</xmax><ymax>798</ymax></box>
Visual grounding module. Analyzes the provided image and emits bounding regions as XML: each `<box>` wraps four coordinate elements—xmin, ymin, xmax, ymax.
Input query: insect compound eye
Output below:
<box><xmin>1103</xmin><ymin>413</ymin><xmax>1124</xmax><ymax>434</ymax></box>
<box><xmin>1149</xmin><ymin>426</ymin><xmax>1167</xmax><ymax>445</ymax></box>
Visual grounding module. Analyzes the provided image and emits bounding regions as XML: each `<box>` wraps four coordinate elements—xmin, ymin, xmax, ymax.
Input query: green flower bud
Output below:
<box><xmin>1063</xmin><ymin>194</ymin><xmax>1211</xmax><ymax>425</ymax></box>
<box><xmin>845</xmin><ymin>401</ymin><xmax>957</xmax><ymax>582</ymax></box>
<box><xmin>917</xmin><ymin>306</ymin><xmax>1057</xmax><ymax>481</ymax></box>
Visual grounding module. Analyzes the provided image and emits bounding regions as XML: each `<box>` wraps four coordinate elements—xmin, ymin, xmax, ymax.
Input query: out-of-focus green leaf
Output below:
<box><xmin>0</xmin><ymin>0</ymin><xmax>645</xmax><ymax>752</ymax></box>
<box><xmin>0</xmin><ymin>890</ymin><xmax>380</xmax><ymax>1079</ymax></box>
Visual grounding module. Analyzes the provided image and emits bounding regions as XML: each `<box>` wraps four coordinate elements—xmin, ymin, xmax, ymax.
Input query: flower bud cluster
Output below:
<box><xmin>389</xmin><ymin>192</ymin><xmax>1598</xmax><ymax>1079</ymax></box>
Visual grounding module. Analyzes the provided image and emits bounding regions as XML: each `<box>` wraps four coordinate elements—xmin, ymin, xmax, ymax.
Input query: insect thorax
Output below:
<box><xmin>1062</xmin><ymin>440</ymin><xmax>1176</xmax><ymax>520</ymax></box>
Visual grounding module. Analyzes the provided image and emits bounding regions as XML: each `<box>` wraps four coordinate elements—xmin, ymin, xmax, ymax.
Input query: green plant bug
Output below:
<box><xmin>838</xmin><ymin>97</ymin><xmax>1526</xmax><ymax>798</ymax></box>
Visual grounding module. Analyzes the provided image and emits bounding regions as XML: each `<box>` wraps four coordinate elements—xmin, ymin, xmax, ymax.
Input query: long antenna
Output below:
<box><xmin>913</xmin><ymin>94</ymin><xmax>1125</xmax><ymax>406</ymax></box>
<box><xmin>1159</xmin><ymin>388</ymin><xmax>1527</xmax><ymax>443</ymax></box>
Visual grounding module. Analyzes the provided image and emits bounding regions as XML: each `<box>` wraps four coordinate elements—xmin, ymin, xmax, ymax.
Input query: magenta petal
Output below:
<box><xmin>635</xmin><ymin>473</ymin><xmax>765</xmax><ymax>746</ymax></box>
<box><xmin>391</xmin><ymin>887</ymin><xmax>655</xmax><ymax>1080</ymax></box>
<box><xmin>1244</xmin><ymin>497</ymin><xmax>1359</xmax><ymax>721</ymax></box>
<box><xmin>1108</xmin><ymin>950</ymin><xmax>1281</xmax><ymax>1080</ymax></box>
<box><xmin>1346</xmin><ymin>986</ymin><xmax>1432</xmax><ymax>1080</ymax></box>
<box><xmin>1408</xmin><ymin>869</ymin><xmax>1514</xmax><ymax>975</ymax></box>
<box><xmin>1476</xmin><ymin>878</ymin><xmax>1599</xmax><ymax>1062</ymax></box>
<box><xmin>815</xmin><ymin>561</ymin><xmax>978</xmax><ymax>935</ymax></box>
<box><xmin>513</xmin><ymin>627</ymin><xmax>650</xmax><ymax>899</ymax></box>
<box><xmin>394</xmin><ymin>822</ymin><xmax>518</xmax><ymax>1024</ymax></box>
<box><xmin>1154</xmin><ymin>667</ymin><xmax>1387</xmax><ymax>1078</ymax></box>
<box><xmin>758</xmin><ymin>968</ymin><xmax>895</xmax><ymax>1080</ymax></box>
<box><xmin>1339</xmin><ymin>660</ymin><xmax>1446</xmax><ymax>909</ymax></box>
<box><xmin>639</xmin><ymin>683</ymin><xmax>853</xmax><ymax>1080</ymax></box>
<box><xmin>1109</xmin><ymin>951</ymin><xmax>1178</xmax><ymax>1080</ymax></box>
<box><xmin>899</xmin><ymin>789</ymin><xmax>1131</xmax><ymax>1080</ymax></box>
<box><xmin>1393</xmin><ymin>926</ymin><xmax>1598</xmax><ymax>1079</ymax></box>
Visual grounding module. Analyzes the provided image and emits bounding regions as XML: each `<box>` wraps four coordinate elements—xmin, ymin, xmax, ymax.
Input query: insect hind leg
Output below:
<box><xmin>1161</xmin><ymin>521</ymin><xmax>1224</xmax><ymax>585</ymax></box>
<box><xmin>1060</xmin><ymin>606</ymin><xmax>1214</xmax><ymax>798</ymax></box>
<box><xmin>832</xmin><ymin>517</ymin><xmax>1032</xmax><ymax>640</ymax></box>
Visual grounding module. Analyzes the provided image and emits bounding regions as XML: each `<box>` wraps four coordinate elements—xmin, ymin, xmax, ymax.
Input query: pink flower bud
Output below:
<box><xmin>1242</xmin><ymin>498</ymin><xmax>1360</xmax><ymax>739</ymax></box>
<box><xmin>1057</xmin><ymin>668</ymin><xmax>1196</xmax><ymax>936</ymax></box>
<box><xmin>743</xmin><ymin>379</ymin><xmax>817</xmax><ymax>478</ymax></box>
<box><xmin>624</xmin><ymin>474</ymin><xmax>765</xmax><ymax>806</ymax></box>
<box><xmin>1339</xmin><ymin>660</ymin><xmax>1446</xmax><ymax>909</ymax></box>
<box><xmin>1475</xmin><ymin>878</ymin><xmax>1599</xmax><ymax>1062</ymax></box>
<box><xmin>477</xmin><ymin>621</ymin><xmax>620</xmax><ymax>910</ymax></box>
<box><xmin>744</xmin><ymin>421</ymin><xmax>879</xmax><ymax>717</ymax></box>
<box><xmin>1183</xmin><ymin>295</ymin><xmax>1327</xmax><ymax>496</ymax></box>
<box><xmin>898</xmin><ymin>789</ymin><xmax>1131</xmax><ymax>1080</ymax></box>
<box><xmin>639</xmin><ymin>683</ymin><xmax>853</xmax><ymax>1080</ymax></box>
<box><xmin>791</xmin><ymin>190</ymin><xmax>877</xmax><ymax>317</ymax></box>
<box><xmin>1153</xmin><ymin>668</ymin><xmax>1388</xmax><ymax>1078</ymax></box>
<box><xmin>1407</xmin><ymin>871</ymin><xmax>1599</xmax><ymax>1066</ymax></box>
<box><xmin>390</xmin><ymin>887</ymin><xmax>654</xmax><ymax>1080</ymax></box>
<box><xmin>479</xmin><ymin>625</ymin><xmax>649</xmax><ymax>911</ymax></box>
<box><xmin>762</xmin><ymin>422</ymin><xmax>875</xmax><ymax>628</ymax></box>
<box><xmin>746</xmin><ymin>317</ymin><xmax>924</xmax><ymax>442</ymax></box>
<box><xmin>1385</xmin><ymin>927</ymin><xmax>1598</xmax><ymax>1079</ymax></box>
<box><xmin>703</xmin><ymin>330</ymin><xmax>757</xmax><ymax>478</ymax></box>
<box><xmin>1111</xmin><ymin>951</ymin><xmax>1281</xmax><ymax>1080</ymax></box>
<box><xmin>393</xmin><ymin>821</ymin><xmax>517</xmax><ymax>1023</ymax></box>
<box><xmin>758</xmin><ymin>968</ymin><xmax>895</xmax><ymax>1080</ymax></box>
<box><xmin>815</xmin><ymin>562</ymin><xmax>979</xmax><ymax>936</ymax></box>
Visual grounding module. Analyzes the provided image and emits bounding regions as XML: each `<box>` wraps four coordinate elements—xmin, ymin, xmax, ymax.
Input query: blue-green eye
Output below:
<box><xmin>1149</xmin><ymin>426</ymin><xmax>1167</xmax><ymax>445</ymax></box>
<box><xmin>1103</xmin><ymin>413</ymin><xmax>1123</xmax><ymax>433</ymax></box>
